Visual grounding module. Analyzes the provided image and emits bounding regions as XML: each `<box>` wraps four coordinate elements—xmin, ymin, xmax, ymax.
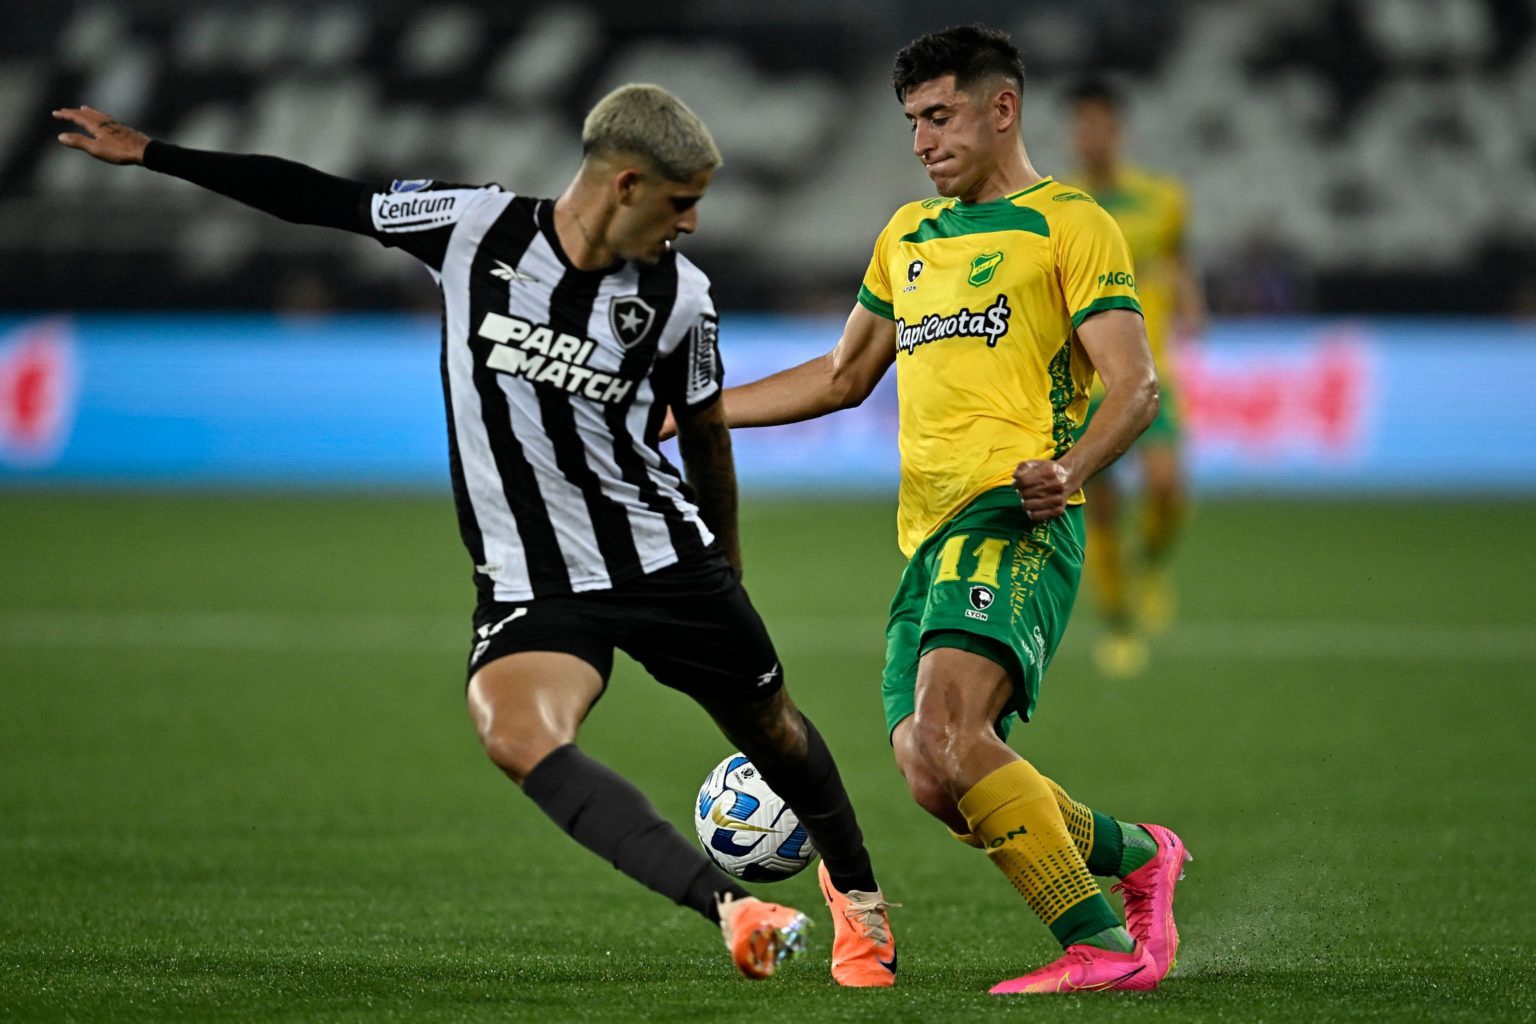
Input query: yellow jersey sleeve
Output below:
<box><xmin>1053</xmin><ymin>201</ymin><xmax>1143</xmax><ymax>329</ymax></box>
<box><xmin>857</xmin><ymin>215</ymin><xmax>898</xmax><ymax>320</ymax></box>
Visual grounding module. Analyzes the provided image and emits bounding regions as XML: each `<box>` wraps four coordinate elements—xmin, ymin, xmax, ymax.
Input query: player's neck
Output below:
<box><xmin>551</xmin><ymin>191</ymin><xmax>618</xmax><ymax>272</ymax></box>
<box><xmin>956</xmin><ymin>145</ymin><xmax>1043</xmax><ymax>205</ymax></box>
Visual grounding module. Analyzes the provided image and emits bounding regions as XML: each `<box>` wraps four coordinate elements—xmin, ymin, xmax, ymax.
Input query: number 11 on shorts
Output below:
<box><xmin>934</xmin><ymin>534</ymin><xmax>1008</xmax><ymax>587</ymax></box>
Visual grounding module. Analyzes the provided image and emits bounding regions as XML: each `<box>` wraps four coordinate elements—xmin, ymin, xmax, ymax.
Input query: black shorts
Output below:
<box><xmin>466</xmin><ymin>554</ymin><xmax>783</xmax><ymax>704</ymax></box>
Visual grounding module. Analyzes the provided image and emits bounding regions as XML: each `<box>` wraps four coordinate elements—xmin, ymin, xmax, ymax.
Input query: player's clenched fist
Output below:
<box><xmin>52</xmin><ymin>106</ymin><xmax>149</xmax><ymax>165</ymax></box>
<box><xmin>1012</xmin><ymin>458</ymin><xmax>1071</xmax><ymax>521</ymax></box>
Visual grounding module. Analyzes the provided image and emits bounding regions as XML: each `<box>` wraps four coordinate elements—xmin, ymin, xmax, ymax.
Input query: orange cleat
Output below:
<box><xmin>717</xmin><ymin>894</ymin><xmax>811</xmax><ymax>980</ymax></box>
<box><xmin>817</xmin><ymin>862</ymin><xmax>899</xmax><ymax>987</ymax></box>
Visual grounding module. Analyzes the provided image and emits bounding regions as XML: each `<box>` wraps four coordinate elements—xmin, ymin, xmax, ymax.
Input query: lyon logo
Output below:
<box><xmin>609</xmin><ymin>296</ymin><xmax>656</xmax><ymax>350</ymax></box>
<box><xmin>969</xmin><ymin>586</ymin><xmax>995</xmax><ymax>611</ymax></box>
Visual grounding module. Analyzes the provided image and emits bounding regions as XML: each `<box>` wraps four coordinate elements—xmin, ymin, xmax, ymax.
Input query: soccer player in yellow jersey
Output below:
<box><xmin>712</xmin><ymin>27</ymin><xmax>1193</xmax><ymax>994</ymax></box>
<box><xmin>1067</xmin><ymin>79</ymin><xmax>1208</xmax><ymax>676</ymax></box>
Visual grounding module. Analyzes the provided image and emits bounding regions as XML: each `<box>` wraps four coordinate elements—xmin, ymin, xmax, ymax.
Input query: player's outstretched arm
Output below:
<box><xmin>658</xmin><ymin>304</ymin><xmax>894</xmax><ymax>441</ymax></box>
<box><xmin>52</xmin><ymin>105</ymin><xmax>373</xmax><ymax>233</ymax></box>
<box><xmin>674</xmin><ymin>398</ymin><xmax>743</xmax><ymax>576</ymax></box>
<box><xmin>725</xmin><ymin>303</ymin><xmax>896</xmax><ymax>428</ymax></box>
<box><xmin>1014</xmin><ymin>309</ymin><xmax>1158</xmax><ymax>521</ymax></box>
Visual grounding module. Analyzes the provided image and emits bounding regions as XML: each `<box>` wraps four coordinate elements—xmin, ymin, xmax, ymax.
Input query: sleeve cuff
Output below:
<box><xmin>857</xmin><ymin>284</ymin><xmax>895</xmax><ymax>320</ymax></box>
<box><xmin>1071</xmin><ymin>295</ymin><xmax>1143</xmax><ymax>330</ymax></box>
<box><xmin>140</xmin><ymin>139</ymin><xmax>176</xmax><ymax>172</ymax></box>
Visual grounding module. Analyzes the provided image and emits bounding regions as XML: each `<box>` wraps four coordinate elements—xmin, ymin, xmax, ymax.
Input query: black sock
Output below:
<box><xmin>743</xmin><ymin>715</ymin><xmax>879</xmax><ymax>895</ymax></box>
<box><xmin>521</xmin><ymin>744</ymin><xmax>747</xmax><ymax>922</ymax></box>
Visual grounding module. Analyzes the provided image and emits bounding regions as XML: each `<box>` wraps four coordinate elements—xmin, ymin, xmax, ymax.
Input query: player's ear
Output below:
<box><xmin>615</xmin><ymin>168</ymin><xmax>645</xmax><ymax>206</ymax></box>
<box><xmin>993</xmin><ymin>86</ymin><xmax>1020</xmax><ymax>134</ymax></box>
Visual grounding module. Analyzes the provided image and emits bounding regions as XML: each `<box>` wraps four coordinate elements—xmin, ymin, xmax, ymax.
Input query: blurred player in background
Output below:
<box><xmin>51</xmin><ymin>87</ymin><xmax>897</xmax><ymax>986</ymax></box>
<box><xmin>699</xmin><ymin>26</ymin><xmax>1192</xmax><ymax>995</ymax></box>
<box><xmin>1067</xmin><ymin>79</ymin><xmax>1207</xmax><ymax>677</ymax></box>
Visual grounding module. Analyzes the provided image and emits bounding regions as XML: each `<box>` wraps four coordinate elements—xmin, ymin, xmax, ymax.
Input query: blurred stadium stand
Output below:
<box><xmin>2</xmin><ymin>0</ymin><xmax>1534</xmax><ymax>316</ymax></box>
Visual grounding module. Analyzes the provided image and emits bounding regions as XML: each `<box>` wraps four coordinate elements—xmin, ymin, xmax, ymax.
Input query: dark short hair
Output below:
<box><xmin>892</xmin><ymin>25</ymin><xmax>1027</xmax><ymax>103</ymax></box>
<box><xmin>1068</xmin><ymin>77</ymin><xmax>1124</xmax><ymax>113</ymax></box>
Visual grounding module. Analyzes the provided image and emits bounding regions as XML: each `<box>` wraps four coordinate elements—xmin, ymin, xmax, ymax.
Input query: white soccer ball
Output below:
<box><xmin>694</xmin><ymin>752</ymin><xmax>817</xmax><ymax>882</ymax></box>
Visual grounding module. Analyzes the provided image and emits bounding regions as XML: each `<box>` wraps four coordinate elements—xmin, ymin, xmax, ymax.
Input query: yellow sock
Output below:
<box><xmin>1043</xmin><ymin>776</ymin><xmax>1095</xmax><ymax>862</ymax></box>
<box><xmin>958</xmin><ymin>760</ymin><xmax>1120</xmax><ymax>944</ymax></box>
<box><xmin>961</xmin><ymin>778</ymin><xmax>1096</xmax><ymax>863</ymax></box>
<box><xmin>1085</xmin><ymin>518</ymin><xmax>1131</xmax><ymax>626</ymax></box>
<box><xmin>948</xmin><ymin>827</ymin><xmax>986</xmax><ymax>849</ymax></box>
<box><xmin>1140</xmin><ymin>492</ymin><xmax>1185</xmax><ymax>565</ymax></box>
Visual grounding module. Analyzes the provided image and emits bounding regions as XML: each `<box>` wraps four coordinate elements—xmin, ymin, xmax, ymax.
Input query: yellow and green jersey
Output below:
<box><xmin>1069</xmin><ymin>164</ymin><xmax>1188</xmax><ymax>368</ymax></box>
<box><xmin>858</xmin><ymin>177</ymin><xmax>1142</xmax><ymax>556</ymax></box>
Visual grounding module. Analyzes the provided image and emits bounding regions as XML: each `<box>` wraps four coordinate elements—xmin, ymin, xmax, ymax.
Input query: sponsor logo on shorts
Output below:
<box><xmin>470</xmin><ymin>607</ymin><xmax>528</xmax><ymax>667</ymax></box>
<box><xmin>389</xmin><ymin>179</ymin><xmax>433</xmax><ymax>193</ymax></box>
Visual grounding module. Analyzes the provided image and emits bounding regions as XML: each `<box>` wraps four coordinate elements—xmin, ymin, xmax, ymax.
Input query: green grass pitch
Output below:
<box><xmin>1</xmin><ymin>492</ymin><xmax>1532</xmax><ymax>1022</ymax></box>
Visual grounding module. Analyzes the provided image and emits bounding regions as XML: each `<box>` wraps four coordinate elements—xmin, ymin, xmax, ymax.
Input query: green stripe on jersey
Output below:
<box><xmin>1071</xmin><ymin>295</ymin><xmax>1143</xmax><ymax>330</ymax></box>
<box><xmin>899</xmin><ymin>202</ymin><xmax>1050</xmax><ymax>245</ymax></box>
<box><xmin>858</xmin><ymin>284</ymin><xmax>895</xmax><ymax>320</ymax></box>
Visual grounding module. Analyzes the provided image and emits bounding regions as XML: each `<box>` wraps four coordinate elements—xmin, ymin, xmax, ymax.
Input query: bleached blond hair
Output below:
<box><xmin>581</xmin><ymin>84</ymin><xmax>721</xmax><ymax>181</ymax></box>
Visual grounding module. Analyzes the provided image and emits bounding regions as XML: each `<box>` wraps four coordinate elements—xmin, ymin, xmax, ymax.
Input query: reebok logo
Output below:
<box><xmin>490</xmin><ymin>260</ymin><xmax>539</xmax><ymax>284</ymax></box>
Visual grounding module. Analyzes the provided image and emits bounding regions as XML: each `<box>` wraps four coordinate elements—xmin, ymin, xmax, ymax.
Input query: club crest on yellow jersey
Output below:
<box><xmin>968</xmin><ymin>251</ymin><xmax>1005</xmax><ymax>286</ymax></box>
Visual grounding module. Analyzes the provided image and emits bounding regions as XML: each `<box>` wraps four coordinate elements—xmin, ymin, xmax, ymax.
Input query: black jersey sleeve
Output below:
<box><xmin>142</xmin><ymin>140</ymin><xmax>375</xmax><ymax>233</ymax></box>
<box><xmin>141</xmin><ymin>142</ymin><xmax>504</xmax><ymax>271</ymax></box>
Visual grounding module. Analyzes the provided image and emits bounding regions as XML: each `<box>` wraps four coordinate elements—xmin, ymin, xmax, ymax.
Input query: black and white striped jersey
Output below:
<box><xmin>367</xmin><ymin>179</ymin><xmax>725</xmax><ymax>602</ymax></box>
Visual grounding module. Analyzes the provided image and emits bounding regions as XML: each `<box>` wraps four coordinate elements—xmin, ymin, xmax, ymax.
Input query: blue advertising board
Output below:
<box><xmin>1</xmin><ymin>314</ymin><xmax>1533</xmax><ymax>493</ymax></box>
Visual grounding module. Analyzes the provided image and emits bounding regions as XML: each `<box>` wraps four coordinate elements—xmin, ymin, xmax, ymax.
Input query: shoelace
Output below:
<box><xmin>1110</xmin><ymin>877</ymin><xmax>1152</xmax><ymax>935</ymax></box>
<box><xmin>842</xmin><ymin>895</ymin><xmax>901</xmax><ymax>946</ymax></box>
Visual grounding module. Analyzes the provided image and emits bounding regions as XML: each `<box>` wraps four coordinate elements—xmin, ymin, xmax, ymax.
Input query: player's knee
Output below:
<box><xmin>472</xmin><ymin>717</ymin><xmax>563</xmax><ymax>784</ymax></box>
<box><xmin>896</xmin><ymin>717</ymin><xmax>962</xmax><ymax>808</ymax></box>
<box><xmin>901</xmin><ymin>762</ymin><xmax>954</xmax><ymax>820</ymax></box>
<box><xmin>907</xmin><ymin>713</ymin><xmax>967</xmax><ymax>789</ymax></box>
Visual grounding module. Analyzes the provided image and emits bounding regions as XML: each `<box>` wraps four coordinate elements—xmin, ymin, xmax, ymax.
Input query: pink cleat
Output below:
<box><xmin>989</xmin><ymin>942</ymin><xmax>1158</xmax><ymax>995</ymax></box>
<box><xmin>1111</xmin><ymin>823</ymin><xmax>1192</xmax><ymax>981</ymax></box>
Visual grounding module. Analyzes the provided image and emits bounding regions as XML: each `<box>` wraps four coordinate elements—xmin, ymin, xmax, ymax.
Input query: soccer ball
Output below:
<box><xmin>694</xmin><ymin>753</ymin><xmax>817</xmax><ymax>881</ymax></box>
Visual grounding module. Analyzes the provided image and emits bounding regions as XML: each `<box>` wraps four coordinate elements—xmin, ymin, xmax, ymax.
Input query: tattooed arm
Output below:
<box><xmin>674</xmin><ymin>399</ymin><xmax>743</xmax><ymax>577</ymax></box>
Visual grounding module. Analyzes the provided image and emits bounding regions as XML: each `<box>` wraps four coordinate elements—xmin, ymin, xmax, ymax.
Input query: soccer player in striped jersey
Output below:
<box><xmin>52</xmin><ymin>85</ymin><xmax>897</xmax><ymax>985</ymax></box>
<box><xmin>705</xmin><ymin>27</ymin><xmax>1192</xmax><ymax>994</ymax></box>
<box><xmin>1067</xmin><ymin>78</ymin><xmax>1207</xmax><ymax>677</ymax></box>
